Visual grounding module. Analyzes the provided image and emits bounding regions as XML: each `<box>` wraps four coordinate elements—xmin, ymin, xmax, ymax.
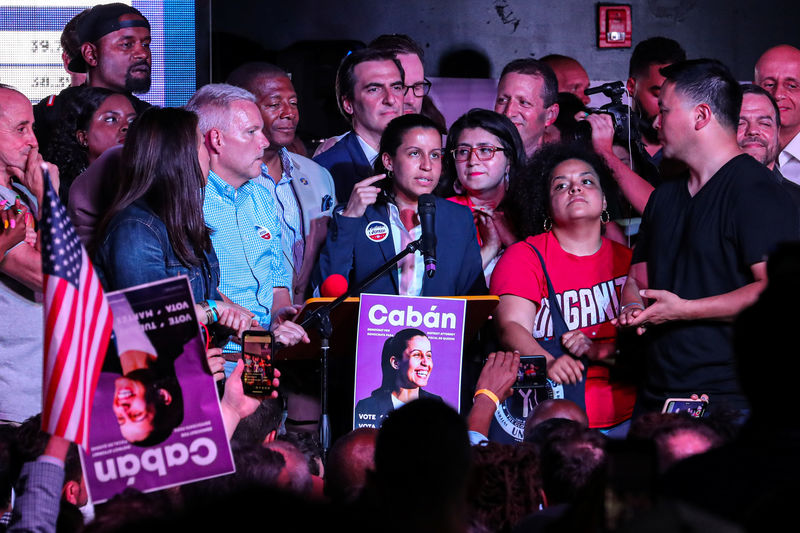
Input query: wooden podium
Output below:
<box><xmin>275</xmin><ymin>294</ymin><xmax>499</xmax><ymax>443</ymax></box>
<box><xmin>275</xmin><ymin>294</ymin><xmax>499</xmax><ymax>362</ymax></box>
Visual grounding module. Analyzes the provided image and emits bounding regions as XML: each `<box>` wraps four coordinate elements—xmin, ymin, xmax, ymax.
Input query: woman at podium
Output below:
<box><xmin>316</xmin><ymin>114</ymin><xmax>485</xmax><ymax>297</ymax></box>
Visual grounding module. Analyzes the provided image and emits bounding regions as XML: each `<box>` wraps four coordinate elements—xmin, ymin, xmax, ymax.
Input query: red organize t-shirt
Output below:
<box><xmin>490</xmin><ymin>231</ymin><xmax>636</xmax><ymax>428</ymax></box>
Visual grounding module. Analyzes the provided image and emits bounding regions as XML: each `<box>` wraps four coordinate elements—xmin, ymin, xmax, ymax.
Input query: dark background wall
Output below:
<box><xmin>208</xmin><ymin>0</ymin><xmax>800</xmax><ymax>140</ymax></box>
<box><xmin>210</xmin><ymin>0</ymin><xmax>800</xmax><ymax>81</ymax></box>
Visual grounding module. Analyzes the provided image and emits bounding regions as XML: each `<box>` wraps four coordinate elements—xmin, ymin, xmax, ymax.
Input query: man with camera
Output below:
<box><xmin>580</xmin><ymin>37</ymin><xmax>686</xmax><ymax>214</ymax></box>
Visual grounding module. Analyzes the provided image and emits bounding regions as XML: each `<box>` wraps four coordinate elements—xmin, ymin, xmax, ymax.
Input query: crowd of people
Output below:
<box><xmin>1</xmin><ymin>2</ymin><xmax>799</xmax><ymax>531</ymax></box>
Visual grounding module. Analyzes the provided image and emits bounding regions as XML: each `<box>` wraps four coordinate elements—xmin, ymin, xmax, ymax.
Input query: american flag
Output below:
<box><xmin>40</xmin><ymin>171</ymin><xmax>112</xmax><ymax>449</ymax></box>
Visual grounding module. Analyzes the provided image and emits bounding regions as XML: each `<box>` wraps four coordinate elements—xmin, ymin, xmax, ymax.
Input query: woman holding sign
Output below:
<box><xmin>491</xmin><ymin>143</ymin><xmax>636</xmax><ymax>433</ymax></box>
<box><xmin>316</xmin><ymin>114</ymin><xmax>485</xmax><ymax>296</ymax></box>
<box><xmin>354</xmin><ymin>328</ymin><xmax>442</xmax><ymax>428</ymax></box>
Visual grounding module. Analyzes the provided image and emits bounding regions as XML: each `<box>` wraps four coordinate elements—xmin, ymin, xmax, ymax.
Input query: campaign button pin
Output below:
<box><xmin>299</xmin><ymin>177</ymin><xmax>309</xmax><ymax>185</ymax></box>
<box><xmin>256</xmin><ymin>225</ymin><xmax>272</xmax><ymax>240</ymax></box>
<box><xmin>365</xmin><ymin>221</ymin><xmax>389</xmax><ymax>242</ymax></box>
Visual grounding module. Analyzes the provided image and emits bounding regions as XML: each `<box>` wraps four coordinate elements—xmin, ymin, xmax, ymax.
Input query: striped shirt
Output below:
<box><xmin>253</xmin><ymin>149</ymin><xmax>304</xmax><ymax>284</ymax></box>
<box><xmin>203</xmin><ymin>170</ymin><xmax>290</xmax><ymax>337</ymax></box>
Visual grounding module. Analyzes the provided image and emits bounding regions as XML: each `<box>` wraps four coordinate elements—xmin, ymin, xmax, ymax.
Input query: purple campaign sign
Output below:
<box><xmin>80</xmin><ymin>277</ymin><xmax>234</xmax><ymax>504</ymax></box>
<box><xmin>353</xmin><ymin>294</ymin><xmax>466</xmax><ymax>429</ymax></box>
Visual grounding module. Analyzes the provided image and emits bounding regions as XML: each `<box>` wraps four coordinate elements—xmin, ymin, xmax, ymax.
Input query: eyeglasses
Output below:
<box><xmin>403</xmin><ymin>79</ymin><xmax>432</xmax><ymax>97</ymax></box>
<box><xmin>451</xmin><ymin>145</ymin><xmax>506</xmax><ymax>162</ymax></box>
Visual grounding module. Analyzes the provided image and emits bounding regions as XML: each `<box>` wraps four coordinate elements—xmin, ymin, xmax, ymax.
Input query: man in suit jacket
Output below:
<box><xmin>314</xmin><ymin>48</ymin><xmax>405</xmax><ymax>201</ymax></box>
<box><xmin>228</xmin><ymin>62</ymin><xmax>338</xmax><ymax>304</ymax></box>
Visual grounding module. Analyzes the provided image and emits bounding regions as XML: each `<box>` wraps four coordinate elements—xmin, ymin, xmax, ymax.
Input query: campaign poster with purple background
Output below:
<box><xmin>353</xmin><ymin>294</ymin><xmax>466</xmax><ymax>429</ymax></box>
<box><xmin>80</xmin><ymin>277</ymin><xmax>234</xmax><ymax>504</ymax></box>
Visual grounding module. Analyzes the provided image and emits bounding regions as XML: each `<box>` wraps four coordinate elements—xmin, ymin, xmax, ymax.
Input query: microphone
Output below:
<box><xmin>320</xmin><ymin>273</ymin><xmax>349</xmax><ymax>298</ymax></box>
<box><xmin>418</xmin><ymin>194</ymin><xmax>437</xmax><ymax>278</ymax></box>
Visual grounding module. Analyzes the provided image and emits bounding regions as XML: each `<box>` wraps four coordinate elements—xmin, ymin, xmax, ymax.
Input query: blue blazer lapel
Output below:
<box><xmin>367</xmin><ymin>204</ymin><xmax>399</xmax><ymax>293</ymax></box>
<box><xmin>343</xmin><ymin>132</ymin><xmax>374</xmax><ymax>180</ymax></box>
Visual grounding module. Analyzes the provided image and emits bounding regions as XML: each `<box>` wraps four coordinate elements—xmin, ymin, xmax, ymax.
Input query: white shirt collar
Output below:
<box><xmin>355</xmin><ymin>133</ymin><xmax>379</xmax><ymax>166</ymax></box>
<box><xmin>779</xmin><ymin>131</ymin><xmax>800</xmax><ymax>167</ymax></box>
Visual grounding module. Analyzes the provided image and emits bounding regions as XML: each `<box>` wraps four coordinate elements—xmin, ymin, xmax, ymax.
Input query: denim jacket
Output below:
<box><xmin>96</xmin><ymin>201</ymin><xmax>222</xmax><ymax>302</ymax></box>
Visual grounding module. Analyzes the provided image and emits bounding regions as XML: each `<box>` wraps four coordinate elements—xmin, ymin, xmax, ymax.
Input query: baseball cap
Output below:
<box><xmin>68</xmin><ymin>3</ymin><xmax>150</xmax><ymax>73</ymax></box>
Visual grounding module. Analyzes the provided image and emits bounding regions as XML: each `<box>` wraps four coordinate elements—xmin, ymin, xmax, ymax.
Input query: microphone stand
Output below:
<box><xmin>299</xmin><ymin>238</ymin><xmax>424</xmax><ymax>458</ymax></box>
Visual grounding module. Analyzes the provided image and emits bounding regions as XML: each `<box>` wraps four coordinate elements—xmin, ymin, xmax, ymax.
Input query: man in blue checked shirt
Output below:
<box><xmin>186</xmin><ymin>84</ymin><xmax>309</xmax><ymax>362</ymax></box>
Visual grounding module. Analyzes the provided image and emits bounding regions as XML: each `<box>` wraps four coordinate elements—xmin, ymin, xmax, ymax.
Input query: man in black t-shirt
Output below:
<box><xmin>615</xmin><ymin>60</ymin><xmax>799</xmax><ymax>415</ymax></box>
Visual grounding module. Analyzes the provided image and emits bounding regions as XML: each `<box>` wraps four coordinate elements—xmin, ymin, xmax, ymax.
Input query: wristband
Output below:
<box><xmin>621</xmin><ymin>302</ymin><xmax>645</xmax><ymax>313</ymax></box>
<box><xmin>198</xmin><ymin>300</ymin><xmax>216</xmax><ymax>324</ymax></box>
<box><xmin>206</xmin><ymin>299</ymin><xmax>219</xmax><ymax>322</ymax></box>
<box><xmin>473</xmin><ymin>389</ymin><xmax>500</xmax><ymax>409</ymax></box>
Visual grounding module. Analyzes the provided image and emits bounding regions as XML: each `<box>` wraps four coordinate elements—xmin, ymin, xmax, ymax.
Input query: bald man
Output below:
<box><xmin>324</xmin><ymin>428</ymin><xmax>377</xmax><ymax>504</ymax></box>
<box><xmin>755</xmin><ymin>45</ymin><xmax>800</xmax><ymax>184</ymax></box>
<box><xmin>541</xmin><ymin>54</ymin><xmax>591</xmax><ymax>105</ymax></box>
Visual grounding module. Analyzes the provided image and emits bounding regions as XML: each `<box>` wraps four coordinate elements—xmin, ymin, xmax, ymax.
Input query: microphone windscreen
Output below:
<box><xmin>320</xmin><ymin>273</ymin><xmax>348</xmax><ymax>298</ymax></box>
<box><xmin>418</xmin><ymin>193</ymin><xmax>436</xmax><ymax>212</ymax></box>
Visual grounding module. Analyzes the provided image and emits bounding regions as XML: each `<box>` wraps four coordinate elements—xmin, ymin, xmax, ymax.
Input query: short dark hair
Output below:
<box><xmin>232</xmin><ymin>397</ymin><xmax>283</xmax><ymax>446</ymax></box>
<box><xmin>61</xmin><ymin>9</ymin><xmax>88</xmax><ymax>62</ymax></box>
<box><xmin>535</xmin><ymin>420</ymin><xmax>606</xmax><ymax>506</ymax></box>
<box><xmin>375</xmin><ymin>399</ymin><xmax>470</xmax><ymax>505</ymax></box>
<box><xmin>741</xmin><ymin>83</ymin><xmax>781</xmax><ymax>128</ymax></box>
<box><xmin>628</xmin><ymin>37</ymin><xmax>687</xmax><ymax>79</ymax></box>
<box><xmin>278</xmin><ymin>431</ymin><xmax>323</xmax><ymax>476</ymax></box>
<box><xmin>441</xmin><ymin>108</ymin><xmax>526</xmax><ymax>197</ymax></box>
<box><xmin>500</xmin><ymin>58</ymin><xmax>558</xmax><ymax>107</ymax></box>
<box><xmin>12</xmin><ymin>414</ymin><xmax>82</xmax><ymax>485</ymax></box>
<box><xmin>369</xmin><ymin>34</ymin><xmax>424</xmax><ymax>60</ymax></box>
<box><xmin>226</xmin><ymin>62</ymin><xmax>290</xmax><ymax>97</ymax></box>
<box><xmin>660</xmin><ymin>59</ymin><xmax>742</xmax><ymax>132</ymax></box>
<box><xmin>468</xmin><ymin>442</ymin><xmax>543</xmax><ymax>533</ymax></box>
<box><xmin>335</xmin><ymin>48</ymin><xmax>404</xmax><ymax>121</ymax></box>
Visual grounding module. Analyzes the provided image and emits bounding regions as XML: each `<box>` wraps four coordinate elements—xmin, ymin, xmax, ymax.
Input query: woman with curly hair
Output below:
<box><xmin>45</xmin><ymin>86</ymin><xmax>136</xmax><ymax>201</ymax></box>
<box><xmin>491</xmin><ymin>142</ymin><xmax>636</xmax><ymax>433</ymax></box>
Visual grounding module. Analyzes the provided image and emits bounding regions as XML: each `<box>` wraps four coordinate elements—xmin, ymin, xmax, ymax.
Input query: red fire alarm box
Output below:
<box><xmin>598</xmin><ymin>4</ymin><xmax>632</xmax><ymax>48</ymax></box>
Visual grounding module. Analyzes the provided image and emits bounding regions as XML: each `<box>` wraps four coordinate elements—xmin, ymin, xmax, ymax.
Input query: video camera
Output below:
<box><xmin>583</xmin><ymin>81</ymin><xmax>642</xmax><ymax>146</ymax></box>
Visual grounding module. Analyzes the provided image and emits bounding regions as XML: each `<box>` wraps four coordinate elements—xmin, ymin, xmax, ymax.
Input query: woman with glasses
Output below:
<box><xmin>441</xmin><ymin>109</ymin><xmax>526</xmax><ymax>283</ymax></box>
<box><xmin>490</xmin><ymin>142</ymin><xmax>636</xmax><ymax>434</ymax></box>
<box><xmin>317</xmin><ymin>113</ymin><xmax>485</xmax><ymax>296</ymax></box>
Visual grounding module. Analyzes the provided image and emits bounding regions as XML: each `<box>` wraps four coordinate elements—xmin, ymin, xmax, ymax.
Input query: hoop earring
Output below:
<box><xmin>601</xmin><ymin>210</ymin><xmax>610</xmax><ymax>224</ymax></box>
<box><xmin>386</xmin><ymin>170</ymin><xmax>394</xmax><ymax>180</ymax></box>
<box><xmin>543</xmin><ymin>217</ymin><xmax>552</xmax><ymax>232</ymax></box>
<box><xmin>503</xmin><ymin>171</ymin><xmax>510</xmax><ymax>190</ymax></box>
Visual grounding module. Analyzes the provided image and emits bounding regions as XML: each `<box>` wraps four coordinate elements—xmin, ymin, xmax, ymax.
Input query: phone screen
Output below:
<box><xmin>513</xmin><ymin>355</ymin><xmax>548</xmax><ymax>389</ymax></box>
<box><xmin>663</xmin><ymin>399</ymin><xmax>707</xmax><ymax>418</ymax></box>
<box><xmin>241</xmin><ymin>330</ymin><xmax>275</xmax><ymax>396</ymax></box>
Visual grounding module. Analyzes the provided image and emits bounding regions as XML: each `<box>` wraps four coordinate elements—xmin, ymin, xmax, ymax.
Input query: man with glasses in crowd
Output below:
<box><xmin>369</xmin><ymin>34</ymin><xmax>432</xmax><ymax>115</ymax></box>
